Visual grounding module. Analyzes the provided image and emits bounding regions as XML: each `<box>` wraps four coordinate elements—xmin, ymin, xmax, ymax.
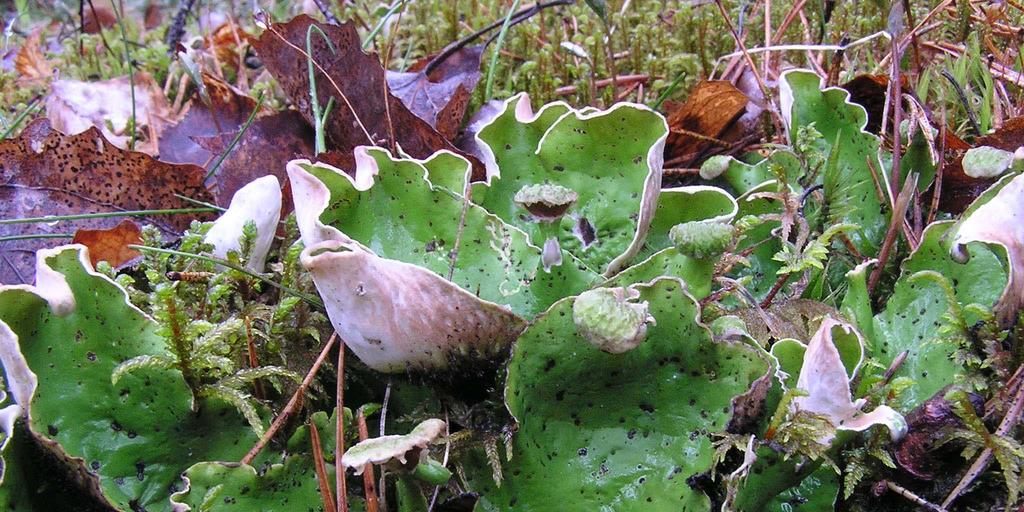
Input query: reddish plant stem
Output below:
<box><xmin>243</xmin><ymin>316</ymin><xmax>265</xmax><ymax>399</ymax></box>
<box><xmin>868</xmin><ymin>177</ymin><xmax>916</xmax><ymax>294</ymax></box>
<box><xmin>241</xmin><ymin>333</ymin><xmax>338</xmax><ymax>465</ymax></box>
<box><xmin>311</xmin><ymin>421</ymin><xmax>338</xmax><ymax>512</ymax></box>
<box><xmin>942</xmin><ymin>366</ymin><xmax>1024</xmax><ymax>509</ymax></box>
<box><xmin>357</xmin><ymin>411</ymin><xmax>380</xmax><ymax>512</ymax></box>
<box><xmin>336</xmin><ymin>341</ymin><xmax>348</xmax><ymax>512</ymax></box>
<box><xmin>759</xmin><ymin>273</ymin><xmax>790</xmax><ymax>309</ymax></box>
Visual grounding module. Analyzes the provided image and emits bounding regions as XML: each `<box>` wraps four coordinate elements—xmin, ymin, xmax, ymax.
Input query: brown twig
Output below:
<box><xmin>879</xmin><ymin>480</ymin><xmax>948</xmax><ymax>512</ymax></box>
<box><xmin>926</xmin><ymin>119</ymin><xmax>946</xmax><ymax>226</ymax></box>
<box><xmin>942</xmin><ymin>366</ymin><xmax>1024</xmax><ymax>509</ymax></box>
<box><xmin>336</xmin><ymin>340</ymin><xmax>348</xmax><ymax>512</ymax></box>
<box><xmin>867</xmin><ymin>175</ymin><xmax>917</xmax><ymax>294</ymax></box>
<box><xmin>554</xmin><ymin>74</ymin><xmax>649</xmax><ymax>96</ymax></box>
<box><xmin>84</xmin><ymin>0</ymin><xmax>115</xmax><ymax>56</ymax></box>
<box><xmin>887</xmin><ymin>35</ymin><xmax>904</xmax><ymax>194</ymax></box>
<box><xmin>423</xmin><ymin>0</ymin><xmax>573</xmax><ymax>76</ymax></box>
<box><xmin>311</xmin><ymin>421</ymin><xmax>338</xmax><ymax>512</ymax></box>
<box><xmin>379</xmin><ymin>1</ymin><xmax>408</xmax><ymax>152</ymax></box>
<box><xmin>759</xmin><ymin>273</ymin><xmax>790</xmax><ymax>309</ymax></box>
<box><xmin>312</xmin><ymin>0</ymin><xmax>341</xmax><ymax>25</ymax></box>
<box><xmin>241</xmin><ymin>333</ymin><xmax>338</xmax><ymax>465</ymax></box>
<box><xmin>713</xmin><ymin>0</ymin><xmax>785</xmax><ymax>138</ymax></box>
<box><xmin>243</xmin><ymin>316</ymin><xmax>265</xmax><ymax>400</ymax></box>
<box><xmin>357</xmin><ymin>410</ymin><xmax>380</xmax><ymax>512</ymax></box>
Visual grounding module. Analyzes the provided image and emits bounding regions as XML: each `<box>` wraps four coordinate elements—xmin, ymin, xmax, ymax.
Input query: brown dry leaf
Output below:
<box><xmin>734</xmin><ymin>298</ymin><xmax>840</xmax><ymax>344</ymax></box>
<box><xmin>143</xmin><ymin>3</ymin><xmax>163</xmax><ymax>30</ymax></box>
<box><xmin>388</xmin><ymin>46</ymin><xmax>484</xmax><ymax>140</ymax></box>
<box><xmin>82</xmin><ymin>1</ymin><xmax>117</xmax><ymax>33</ymax></box>
<box><xmin>159</xmin><ymin>73</ymin><xmax>259</xmax><ymax>166</ymax></box>
<box><xmin>203</xmin><ymin>23</ymin><xmax>256</xmax><ymax>72</ymax></box>
<box><xmin>935</xmin><ymin>116</ymin><xmax>1024</xmax><ymax>214</ymax></box>
<box><xmin>252</xmin><ymin>16</ymin><xmax>484</xmax><ymax>178</ymax></box>
<box><xmin>977</xmin><ymin>115</ymin><xmax>1024</xmax><ymax>149</ymax></box>
<box><xmin>0</xmin><ymin>119</ymin><xmax>213</xmax><ymax>284</ymax></box>
<box><xmin>14</xmin><ymin>28</ymin><xmax>53</xmax><ymax>82</ymax></box>
<box><xmin>45</xmin><ymin>73</ymin><xmax>173</xmax><ymax>155</ymax></box>
<box><xmin>841</xmin><ymin>74</ymin><xmax>891</xmax><ymax>134</ymax></box>
<box><xmin>935</xmin><ymin>129</ymin><xmax>990</xmax><ymax>214</ymax></box>
<box><xmin>159</xmin><ymin>74</ymin><xmax>313</xmax><ymax>208</ymax></box>
<box><xmin>893</xmin><ymin>389</ymin><xmax>983</xmax><ymax>480</ymax></box>
<box><xmin>195</xmin><ymin>110</ymin><xmax>315</xmax><ymax>207</ymax></box>
<box><xmin>71</xmin><ymin>220</ymin><xmax>143</xmax><ymax>269</ymax></box>
<box><xmin>663</xmin><ymin>80</ymin><xmax>748</xmax><ymax>167</ymax></box>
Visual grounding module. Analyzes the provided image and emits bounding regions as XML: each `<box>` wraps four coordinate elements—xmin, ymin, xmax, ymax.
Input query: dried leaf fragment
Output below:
<box><xmin>14</xmin><ymin>28</ymin><xmax>53</xmax><ymax>82</ymax></box>
<box><xmin>71</xmin><ymin>220</ymin><xmax>143</xmax><ymax>269</ymax></box>
<box><xmin>1</xmin><ymin>119</ymin><xmax>212</xmax><ymax>284</ymax></box>
<box><xmin>46</xmin><ymin>73</ymin><xmax>172</xmax><ymax>155</ymax></box>
<box><xmin>252</xmin><ymin>16</ymin><xmax>483</xmax><ymax>177</ymax></box>
<box><xmin>663</xmin><ymin>80</ymin><xmax>747</xmax><ymax>166</ymax></box>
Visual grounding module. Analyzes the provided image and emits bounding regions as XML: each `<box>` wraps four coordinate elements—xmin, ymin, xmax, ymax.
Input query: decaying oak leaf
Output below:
<box><xmin>0</xmin><ymin>119</ymin><xmax>213</xmax><ymax>284</ymax></box>
<box><xmin>14</xmin><ymin>28</ymin><xmax>53</xmax><ymax>83</ymax></box>
<box><xmin>978</xmin><ymin>115</ymin><xmax>1024</xmax><ymax>151</ymax></box>
<box><xmin>81</xmin><ymin>0</ymin><xmax>117</xmax><ymax>33</ymax></box>
<box><xmin>202</xmin><ymin>23</ymin><xmax>256</xmax><ymax>72</ymax></box>
<box><xmin>932</xmin><ymin>129</ymin><xmax>990</xmax><ymax>214</ymax></box>
<box><xmin>159</xmin><ymin>73</ymin><xmax>259</xmax><ymax>167</ymax></box>
<box><xmin>840</xmin><ymin>74</ymin><xmax>907</xmax><ymax>134</ymax></box>
<box><xmin>159</xmin><ymin>74</ymin><xmax>312</xmax><ymax>207</ymax></box>
<box><xmin>204</xmin><ymin>176</ymin><xmax>282</xmax><ymax>272</ymax></box>
<box><xmin>937</xmin><ymin>116</ymin><xmax>1024</xmax><ymax>214</ymax></box>
<box><xmin>662</xmin><ymin>80</ymin><xmax>747</xmax><ymax>166</ymax></box>
<box><xmin>388</xmin><ymin>45</ymin><xmax>484</xmax><ymax>140</ymax></box>
<box><xmin>952</xmin><ymin>171</ymin><xmax>1024</xmax><ymax>325</ymax></box>
<box><xmin>46</xmin><ymin>73</ymin><xmax>172</xmax><ymax>155</ymax></box>
<box><xmin>70</xmin><ymin>220</ymin><xmax>142</xmax><ymax>270</ymax></box>
<box><xmin>252</xmin><ymin>16</ymin><xmax>484</xmax><ymax>178</ymax></box>
<box><xmin>194</xmin><ymin>110</ymin><xmax>314</xmax><ymax>206</ymax></box>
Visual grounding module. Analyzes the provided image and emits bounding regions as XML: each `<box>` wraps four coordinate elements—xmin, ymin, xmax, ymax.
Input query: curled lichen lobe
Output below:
<box><xmin>669</xmin><ymin>221</ymin><xmax>735</xmax><ymax>259</ymax></box>
<box><xmin>572</xmin><ymin>287</ymin><xmax>654</xmax><ymax>354</ymax></box>
<box><xmin>514</xmin><ymin>183</ymin><xmax>579</xmax><ymax>221</ymax></box>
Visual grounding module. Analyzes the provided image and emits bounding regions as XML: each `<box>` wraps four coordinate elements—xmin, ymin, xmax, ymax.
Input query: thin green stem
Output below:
<box><xmin>361</xmin><ymin>1</ymin><xmax>405</xmax><ymax>51</ymax></box>
<box><xmin>129</xmin><ymin>245</ymin><xmax>324</xmax><ymax>309</ymax></box>
<box><xmin>0</xmin><ymin>98</ymin><xmax>40</xmax><ymax>140</ymax></box>
<box><xmin>650</xmin><ymin>71</ymin><xmax>688</xmax><ymax>110</ymax></box>
<box><xmin>484</xmin><ymin>0</ymin><xmax>523</xmax><ymax>99</ymax></box>
<box><xmin>173</xmin><ymin>194</ymin><xmax>227</xmax><ymax>212</ymax></box>
<box><xmin>307</xmin><ymin>24</ymin><xmax>338</xmax><ymax>155</ymax></box>
<box><xmin>0</xmin><ymin>233</ymin><xmax>73</xmax><ymax>243</ymax></box>
<box><xmin>205</xmin><ymin>92</ymin><xmax>265</xmax><ymax>182</ymax></box>
<box><xmin>109</xmin><ymin>0</ymin><xmax>137</xmax><ymax>151</ymax></box>
<box><xmin>0</xmin><ymin>208</ymin><xmax>217</xmax><ymax>226</ymax></box>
